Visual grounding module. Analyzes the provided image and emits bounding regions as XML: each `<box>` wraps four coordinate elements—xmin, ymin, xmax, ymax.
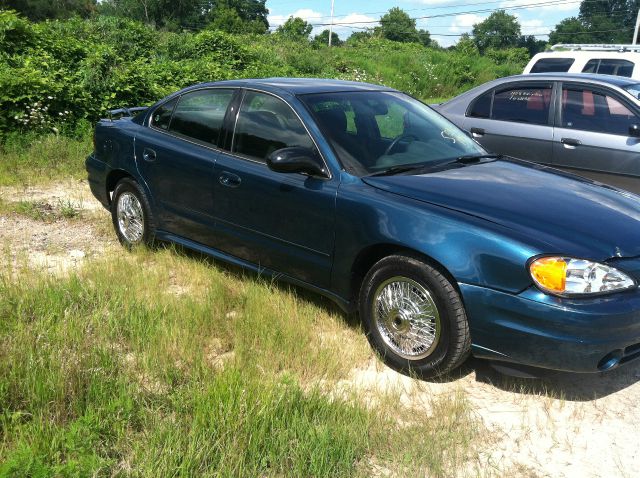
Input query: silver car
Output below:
<box><xmin>435</xmin><ymin>73</ymin><xmax>640</xmax><ymax>193</ymax></box>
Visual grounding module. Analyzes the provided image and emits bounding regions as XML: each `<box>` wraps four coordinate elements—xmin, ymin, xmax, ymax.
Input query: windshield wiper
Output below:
<box><xmin>366</xmin><ymin>164</ymin><xmax>427</xmax><ymax>177</ymax></box>
<box><xmin>453</xmin><ymin>153</ymin><xmax>502</xmax><ymax>164</ymax></box>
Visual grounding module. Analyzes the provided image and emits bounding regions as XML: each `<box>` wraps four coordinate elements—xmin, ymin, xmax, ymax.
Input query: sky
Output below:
<box><xmin>266</xmin><ymin>0</ymin><xmax>582</xmax><ymax>47</ymax></box>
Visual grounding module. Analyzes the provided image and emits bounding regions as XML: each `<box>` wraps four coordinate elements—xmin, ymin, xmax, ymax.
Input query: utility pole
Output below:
<box><xmin>634</xmin><ymin>8</ymin><xmax>640</xmax><ymax>45</ymax></box>
<box><xmin>328</xmin><ymin>0</ymin><xmax>335</xmax><ymax>47</ymax></box>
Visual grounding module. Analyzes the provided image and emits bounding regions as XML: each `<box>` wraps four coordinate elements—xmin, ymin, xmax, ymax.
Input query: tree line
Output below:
<box><xmin>1</xmin><ymin>0</ymin><xmax>638</xmax><ymax>50</ymax></box>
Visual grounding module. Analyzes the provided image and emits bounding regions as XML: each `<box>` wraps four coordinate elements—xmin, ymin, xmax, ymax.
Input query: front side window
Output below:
<box><xmin>168</xmin><ymin>89</ymin><xmax>234</xmax><ymax>146</ymax></box>
<box><xmin>301</xmin><ymin>91</ymin><xmax>485</xmax><ymax>176</ymax></box>
<box><xmin>233</xmin><ymin>91</ymin><xmax>316</xmax><ymax>162</ymax></box>
<box><xmin>491</xmin><ymin>85</ymin><xmax>553</xmax><ymax>125</ymax></box>
<box><xmin>561</xmin><ymin>87</ymin><xmax>638</xmax><ymax>136</ymax></box>
<box><xmin>582</xmin><ymin>59</ymin><xmax>635</xmax><ymax>78</ymax></box>
<box><xmin>530</xmin><ymin>57</ymin><xmax>575</xmax><ymax>73</ymax></box>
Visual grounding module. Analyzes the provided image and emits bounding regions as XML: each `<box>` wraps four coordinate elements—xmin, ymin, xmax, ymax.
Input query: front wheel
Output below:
<box><xmin>111</xmin><ymin>178</ymin><xmax>156</xmax><ymax>248</ymax></box>
<box><xmin>359</xmin><ymin>255</ymin><xmax>471</xmax><ymax>378</ymax></box>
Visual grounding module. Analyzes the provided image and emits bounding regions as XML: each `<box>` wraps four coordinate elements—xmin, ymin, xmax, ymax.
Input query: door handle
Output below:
<box><xmin>218</xmin><ymin>171</ymin><xmax>241</xmax><ymax>188</ymax></box>
<box><xmin>561</xmin><ymin>138</ymin><xmax>581</xmax><ymax>148</ymax></box>
<box><xmin>143</xmin><ymin>148</ymin><xmax>156</xmax><ymax>162</ymax></box>
<box><xmin>470</xmin><ymin>127</ymin><xmax>485</xmax><ymax>138</ymax></box>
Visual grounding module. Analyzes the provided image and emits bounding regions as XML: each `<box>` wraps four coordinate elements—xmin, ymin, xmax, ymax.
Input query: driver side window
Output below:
<box><xmin>232</xmin><ymin>91</ymin><xmax>316</xmax><ymax>162</ymax></box>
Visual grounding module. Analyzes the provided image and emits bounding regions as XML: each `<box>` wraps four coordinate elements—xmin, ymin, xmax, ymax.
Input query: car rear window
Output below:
<box><xmin>582</xmin><ymin>59</ymin><xmax>635</xmax><ymax>78</ymax></box>
<box><xmin>490</xmin><ymin>85</ymin><xmax>553</xmax><ymax>125</ymax></box>
<box><xmin>169</xmin><ymin>89</ymin><xmax>234</xmax><ymax>146</ymax></box>
<box><xmin>530</xmin><ymin>58</ymin><xmax>575</xmax><ymax>73</ymax></box>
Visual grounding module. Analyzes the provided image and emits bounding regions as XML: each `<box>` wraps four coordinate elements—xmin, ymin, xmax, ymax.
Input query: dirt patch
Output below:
<box><xmin>0</xmin><ymin>180</ymin><xmax>116</xmax><ymax>272</ymax></box>
<box><xmin>0</xmin><ymin>179</ymin><xmax>104</xmax><ymax>211</ymax></box>
<box><xmin>340</xmin><ymin>357</ymin><xmax>640</xmax><ymax>477</ymax></box>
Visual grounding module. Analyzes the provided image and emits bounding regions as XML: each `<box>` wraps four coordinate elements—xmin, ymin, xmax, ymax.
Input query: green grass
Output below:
<box><xmin>0</xmin><ymin>134</ymin><xmax>90</xmax><ymax>186</ymax></box>
<box><xmin>0</xmin><ymin>246</ymin><xmax>483</xmax><ymax>477</ymax></box>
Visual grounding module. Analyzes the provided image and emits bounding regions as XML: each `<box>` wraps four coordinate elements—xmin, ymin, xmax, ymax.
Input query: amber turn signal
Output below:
<box><xmin>529</xmin><ymin>257</ymin><xmax>567</xmax><ymax>294</ymax></box>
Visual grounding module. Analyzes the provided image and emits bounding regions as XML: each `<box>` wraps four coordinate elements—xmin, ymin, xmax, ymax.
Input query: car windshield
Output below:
<box><xmin>623</xmin><ymin>83</ymin><xmax>640</xmax><ymax>100</ymax></box>
<box><xmin>300</xmin><ymin>91</ymin><xmax>486</xmax><ymax>176</ymax></box>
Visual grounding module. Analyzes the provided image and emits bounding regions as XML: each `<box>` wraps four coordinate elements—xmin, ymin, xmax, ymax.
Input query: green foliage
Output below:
<box><xmin>313</xmin><ymin>29</ymin><xmax>342</xmax><ymax>47</ymax></box>
<box><xmin>550</xmin><ymin>1</ymin><xmax>639</xmax><ymax>44</ymax></box>
<box><xmin>0</xmin><ymin>13</ymin><xmax>528</xmax><ymax>138</ymax></box>
<box><xmin>485</xmin><ymin>47</ymin><xmax>530</xmax><ymax>68</ymax></box>
<box><xmin>0</xmin><ymin>0</ymin><xmax>96</xmax><ymax>21</ymax></box>
<box><xmin>472</xmin><ymin>10</ymin><xmax>521</xmax><ymax>52</ymax></box>
<box><xmin>275</xmin><ymin>16</ymin><xmax>312</xmax><ymax>41</ymax></box>
<box><xmin>376</xmin><ymin>7</ymin><xmax>428</xmax><ymax>45</ymax></box>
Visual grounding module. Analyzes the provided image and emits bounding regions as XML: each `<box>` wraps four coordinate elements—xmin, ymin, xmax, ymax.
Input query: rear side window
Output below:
<box><xmin>168</xmin><ymin>89</ymin><xmax>234</xmax><ymax>146</ymax></box>
<box><xmin>530</xmin><ymin>58</ymin><xmax>575</xmax><ymax>73</ymax></box>
<box><xmin>582</xmin><ymin>59</ymin><xmax>635</xmax><ymax>78</ymax></box>
<box><xmin>561</xmin><ymin>86</ymin><xmax>638</xmax><ymax>136</ymax></box>
<box><xmin>151</xmin><ymin>97</ymin><xmax>178</xmax><ymax>131</ymax></box>
<box><xmin>233</xmin><ymin>91</ymin><xmax>315</xmax><ymax>162</ymax></box>
<box><xmin>468</xmin><ymin>91</ymin><xmax>492</xmax><ymax>118</ymax></box>
<box><xmin>491</xmin><ymin>85</ymin><xmax>553</xmax><ymax>125</ymax></box>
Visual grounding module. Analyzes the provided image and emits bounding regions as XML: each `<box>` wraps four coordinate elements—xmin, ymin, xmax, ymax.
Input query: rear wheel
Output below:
<box><xmin>111</xmin><ymin>178</ymin><xmax>156</xmax><ymax>248</ymax></box>
<box><xmin>359</xmin><ymin>254</ymin><xmax>470</xmax><ymax>378</ymax></box>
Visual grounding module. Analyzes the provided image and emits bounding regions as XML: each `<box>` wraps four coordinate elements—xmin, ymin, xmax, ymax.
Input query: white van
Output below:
<box><xmin>523</xmin><ymin>44</ymin><xmax>640</xmax><ymax>80</ymax></box>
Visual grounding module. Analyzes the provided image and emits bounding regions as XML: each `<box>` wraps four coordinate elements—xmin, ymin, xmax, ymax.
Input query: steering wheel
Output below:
<box><xmin>384</xmin><ymin>134</ymin><xmax>418</xmax><ymax>156</ymax></box>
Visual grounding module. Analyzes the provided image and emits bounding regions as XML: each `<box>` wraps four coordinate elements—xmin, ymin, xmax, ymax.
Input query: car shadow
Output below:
<box><xmin>164</xmin><ymin>244</ymin><xmax>640</xmax><ymax>401</ymax></box>
<box><xmin>452</xmin><ymin>356</ymin><xmax>640</xmax><ymax>402</ymax></box>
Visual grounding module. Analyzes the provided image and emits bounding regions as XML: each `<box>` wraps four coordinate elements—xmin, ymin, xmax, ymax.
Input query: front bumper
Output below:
<box><xmin>85</xmin><ymin>153</ymin><xmax>110</xmax><ymax>209</ymax></box>
<box><xmin>461</xmin><ymin>283</ymin><xmax>640</xmax><ymax>373</ymax></box>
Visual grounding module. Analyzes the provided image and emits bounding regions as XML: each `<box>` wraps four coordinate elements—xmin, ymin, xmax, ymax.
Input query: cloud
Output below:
<box><xmin>268</xmin><ymin>8</ymin><xmax>325</xmax><ymax>29</ymax></box>
<box><xmin>500</xmin><ymin>0</ymin><xmax>578</xmax><ymax>12</ymax></box>
<box><xmin>448</xmin><ymin>13</ymin><xmax>487</xmax><ymax>33</ymax></box>
<box><xmin>268</xmin><ymin>9</ymin><xmax>378</xmax><ymax>39</ymax></box>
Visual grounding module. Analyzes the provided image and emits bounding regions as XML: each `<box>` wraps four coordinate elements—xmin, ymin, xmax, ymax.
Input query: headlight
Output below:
<box><xmin>529</xmin><ymin>256</ymin><xmax>636</xmax><ymax>296</ymax></box>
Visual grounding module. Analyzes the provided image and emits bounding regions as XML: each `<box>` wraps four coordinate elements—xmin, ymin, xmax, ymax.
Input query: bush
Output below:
<box><xmin>0</xmin><ymin>11</ymin><xmax>528</xmax><ymax>139</ymax></box>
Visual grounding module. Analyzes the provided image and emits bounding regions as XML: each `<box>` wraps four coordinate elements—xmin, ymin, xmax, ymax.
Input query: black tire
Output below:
<box><xmin>111</xmin><ymin>178</ymin><xmax>156</xmax><ymax>248</ymax></box>
<box><xmin>359</xmin><ymin>254</ymin><xmax>471</xmax><ymax>378</ymax></box>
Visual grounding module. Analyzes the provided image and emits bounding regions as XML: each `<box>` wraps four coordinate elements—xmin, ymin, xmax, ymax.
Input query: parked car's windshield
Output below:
<box><xmin>623</xmin><ymin>83</ymin><xmax>640</xmax><ymax>100</ymax></box>
<box><xmin>300</xmin><ymin>91</ymin><xmax>485</xmax><ymax>176</ymax></box>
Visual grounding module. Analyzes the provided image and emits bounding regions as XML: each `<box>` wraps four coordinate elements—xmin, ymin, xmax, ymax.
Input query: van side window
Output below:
<box><xmin>530</xmin><ymin>58</ymin><xmax>574</xmax><ymax>73</ymax></box>
<box><xmin>582</xmin><ymin>59</ymin><xmax>635</xmax><ymax>78</ymax></box>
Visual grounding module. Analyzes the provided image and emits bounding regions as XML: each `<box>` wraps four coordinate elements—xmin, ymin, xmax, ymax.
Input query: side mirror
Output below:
<box><xmin>267</xmin><ymin>147</ymin><xmax>328</xmax><ymax>178</ymax></box>
<box><xmin>630</xmin><ymin>124</ymin><xmax>640</xmax><ymax>138</ymax></box>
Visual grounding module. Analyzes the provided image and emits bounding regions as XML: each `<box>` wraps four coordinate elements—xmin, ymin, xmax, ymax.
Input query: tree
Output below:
<box><xmin>346</xmin><ymin>30</ymin><xmax>373</xmax><ymax>43</ymax></box>
<box><xmin>312</xmin><ymin>29</ymin><xmax>342</xmax><ymax>47</ymax></box>
<box><xmin>549</xmin><ymin>17</ymin><xmax>590</xmax><ymax>44</ymax></box>
<box><xmin>1</xmin><ymin>0</ymin><xmax>97</xmax><ymax>21</ymax></box>
<box><xmin>472</xmin><ymin>10</ymin><xmax>521</xmax><ymax>52</ymax></box>
<box><xmin>549</xmin><ymin>1</ymin><xmax>639</xmax><ymax>44</ymax></box>
<box><xmin>275</xmin><ymin>16</ymin><xmax>311</xmax><ymax>41</ymax></box>
<box><xmin>376</xmin><ymin>7</ymin><xmax>422</xmax><ymax>43</ymax></box>
<box><xmin>207</xmin><ymin>0</ymin><xmax>268</xmax><ymax>33</ymax></box>
<box><xmin>517</xmin><ymin>35</ymin><xmax>547</xmax><ymax>56</ymax></box>
<box><xmin>98</xmin><ymin>0</ymin><xmax>269</xmax><ymax>32</ymax></box>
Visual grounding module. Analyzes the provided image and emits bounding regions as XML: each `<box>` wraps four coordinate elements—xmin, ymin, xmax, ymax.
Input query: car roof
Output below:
<box><xmin>182</xmin><ymin>78</ymin><xmax>396</xmax><ymax>95</ymax></box>
<box><xmin>494</xmin><ymin>73</ymin><xmax>639</xmax><ymax>87</ymax></box>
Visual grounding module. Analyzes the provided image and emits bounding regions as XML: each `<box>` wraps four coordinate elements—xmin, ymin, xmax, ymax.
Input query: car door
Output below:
<box><xmin>211</xmin><ymin>89</ymin><xmax>338</xmax><ymax>288</ymax></box>
<box><xmin>462</xmin><ymin>81</ymin><xmax>555</xmax><ymax>164</ymax></box>
<box><xmin>552</xmin><ymin>82</ymin><xmax>640</xmax><ymax>193</ymax></box>
<box><xmin>134</xmin><ymin>88</ymin><xmax>236</xmax><ymax>244</ymax></box>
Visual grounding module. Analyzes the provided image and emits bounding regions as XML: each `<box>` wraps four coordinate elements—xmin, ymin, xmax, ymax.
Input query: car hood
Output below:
<box><xmin>362</xmin><ymin>159</ymin><xmax>640</xmax><ymax>260</ymax></box>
